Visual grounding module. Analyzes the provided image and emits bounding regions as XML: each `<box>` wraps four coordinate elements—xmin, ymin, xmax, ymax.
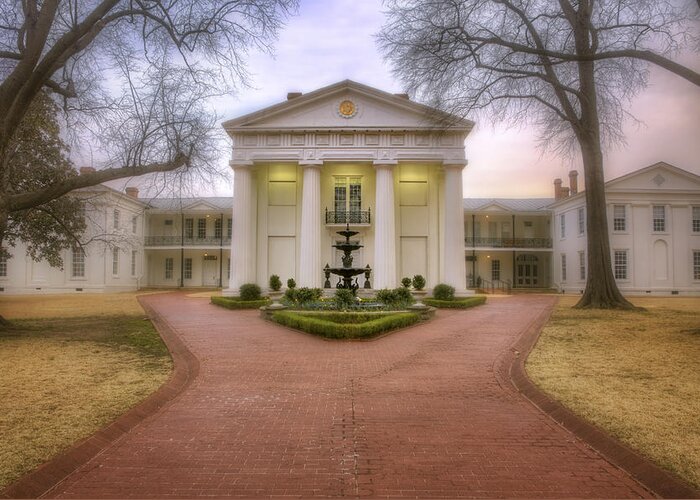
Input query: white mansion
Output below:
<box><xmin>1</xmin><ymin>81</ymin><xmax>699</xmax><ymax>295</ymax></box>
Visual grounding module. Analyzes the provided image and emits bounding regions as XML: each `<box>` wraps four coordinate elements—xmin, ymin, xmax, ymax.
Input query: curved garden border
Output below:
<box><xmin>1</xmin><ymin>294</ymin><xmax>200</xmax><ymax>499</ymax></box>
<box><xmin>500</xmin><ymin>301</ymin><xmax>699</xmax><ymax>499</ymax></box>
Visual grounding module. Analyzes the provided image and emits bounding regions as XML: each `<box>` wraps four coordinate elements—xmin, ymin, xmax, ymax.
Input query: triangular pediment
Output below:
<box><xmin>223</xmin><ymin>80</ymin><xmax>473</xmax><ymax>132</ymax></box>
<box><xmin>480</xmin><ymin>202</ymin><xmax>511</xmax><ymax>212</ymax></box>
<box><xmin>606</xmin><ymin>162</ymin><xmax>700</xmax><ymax>192</ymax></box>
<box><xmin>182</xmin><ymin>201</ymin><xmax>220</xmax><ymax>211</ymax></box>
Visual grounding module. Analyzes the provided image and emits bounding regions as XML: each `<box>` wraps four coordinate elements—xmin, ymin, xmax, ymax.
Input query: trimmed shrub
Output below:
<box><xmin>401</xmin><ymin>277</ymin><xmax>412</xmax><ymax>288</ymax></box>
<box><xmin>211</xmin><ymin>296</ymin><xmax>271</xmax><ymax>310</ymax></box>
<box><xmin>412</xmin><ymin>274</ymin><xmax>426</xmax><ymax>290</ymax></box>
<box><xmin>423</xmin><ymin>296</ymin><xmax>486</xmax><ymax>309</ymax></box>
<box><xmin>283</xmin><ymin>287</ymin><xmax>323</xmax><ymax>307</ymax></box>
<box><xmin>376</xmin><ymin>288</ymin><xmax>415</xmax><ymax>309</ymax></box>
<box><xmin>432</xmin><ymin>283</ymin><xmax>455</xmax><ymax>300</ymax></box>
<box><xmin>334</xmin><ymin>288</ymin><xmax>356</xmax><ymax>310</ymax></box>
<box><xmin>394</xmin><ymin>286</ymin><xmax>414</xmax><ymax>304</ymax></box>
<box><xmin>270</xmin><ymin>311</ymin><xmax>421</xmax><ymax>339</ymax></box>
<box><xmin>269</xmin><ymin>275</ymin><xmax>282</xmax><ymax>292</ymax></box>
<box><xmin>239</xmin><ymin>283</ymin><xmax>262</xmax><ymax>301</ymax></box>
<box><xmin>287</xmin><ymin>278</ymin><xmax>296</xmax><ymax>289</ymax></box>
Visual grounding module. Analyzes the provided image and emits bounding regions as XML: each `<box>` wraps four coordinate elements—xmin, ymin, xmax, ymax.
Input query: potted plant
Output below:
<box><xmin>401</xmin><ymin>277</ymin><xmax>412</xmax><ymax>288</ymax></box>
<box><xmin>267</xmin><ymin>275</ymin><xmax>285</xmax><ymax>310</ymax></box>
<box><xmin>410</xmin><ymin>274</ymin><xmax>428</xmax><ymax>308</ymax></box>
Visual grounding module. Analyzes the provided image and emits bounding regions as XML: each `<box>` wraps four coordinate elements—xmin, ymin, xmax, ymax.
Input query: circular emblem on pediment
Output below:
<box><xmin>337</xmin><ymin>99</ymin><xmax>357</xmax><ymax>118</ymax></box>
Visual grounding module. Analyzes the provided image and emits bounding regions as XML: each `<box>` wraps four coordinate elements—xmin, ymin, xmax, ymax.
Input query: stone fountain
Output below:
<box><xmin>325</xmin><ymin>224</ymin><xmax>371</xmax><ymax>293</ymax></box>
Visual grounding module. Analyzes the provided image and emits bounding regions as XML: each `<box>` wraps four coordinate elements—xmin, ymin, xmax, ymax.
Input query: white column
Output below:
<box><xmin>373</xmin><ymin>162</ymin><xmax>397</xmax><ymax>289</ymax></box>
<box><xmin>226</xmin><ymin>162</ymin><xmax>256</xmax><ymax>294</ymax></box>
<box><xmin>442</xmin><ymin>162</ymin><xmax>469</xmax><ymax>294</ymax></box>
<box><xmin>298</xmin><ymin>162</ymin><xmax>322</xmax><ymax>287</ymax></box>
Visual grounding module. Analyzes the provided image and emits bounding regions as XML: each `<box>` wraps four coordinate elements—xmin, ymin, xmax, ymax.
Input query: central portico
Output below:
<box><xmin>222</xmin><ymin>80</ymin><xmax>473</xmax><ymax>294</ymax></box>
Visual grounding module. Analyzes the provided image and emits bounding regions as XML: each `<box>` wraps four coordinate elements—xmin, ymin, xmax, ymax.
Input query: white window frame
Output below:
<box><xmin>614</xmin><ymin>250</ymin><xmax>628</xmax><ymax>281</ymax></box>
<box><xmin>184</xmin><ymin>257</ymin><xmax>193</xmax><ymax>280</ymax></box>
<box><xmin>184</xmin><ymin>218</ymin><xmax>194</xmax><ymax>239</ymax></box>
<box><xmin>334</xmin><ymin>176</ymin><xmax>362</xmax><ymax>213</ymax></box>
<box><xmin>131</xmin><ymin>215</ymin><xmax>137</xmax><ymax>234</ymax></box>
<box><xmin>165</xmin><ymin>257</ymin><xmax>174</xmax><ymax>280</ymax></box>
<box><xmin>112</xmin><ymin>248</ymin><xmax>119</xmax><ymax>276</ymax></box>
<box><xmin>560</xmin><ymin>214</ymin><xmax>566</xmax><ymax>239</ymax></box>
<box><xmin>71</xmin><ymin>245</ymin><xmax>85</xmax><ymax>278</ymax></box>
<box><xmin>214</xmin><ymin>218</ymin><xmax>222</xmax><ymax>239</ymax></box>
<box><xmin>692</xmin><ymin>207</ymin><xmax>700</xmax><ymax>233</ymax></box>
<box><xmin>577</xmin><ymin>207</ymin><xmax>585</xmax><ymax>235</ymax></box>
<box><xmin>561</xmin><ymin>254</ymin><xmax>567</xmax><ymax>282</ymax></box>
<box><xmin>578</xmin><ymin>251</ymin><xmax>586</xmax><ymax>281</ymax></box>
<box><xmin>197</xmin><ymin>218</ymin><xmax>206</xmax><ymax>239</ymax></box>
<box><xmin>131</xmin><ymin>250</ymin><xmax>137</xmax><ymax>277</ymax></box>
<box><xmin>491</xmin><ymin>259</ymin><xmax>501</xmax><ymax>281</ymax></box>
<box><xmin>0</xmin><ymin>252</ymin><xmax>7</xmax><ymax>277</ymax></box>
<box><xmin>693</xmin><ymin>250</ymin><xmax>700</xmax><ymax>281</ymax></box>
<box><xmin>613</xmin><ymin>205</ymin><xmax>626</xmax><ymax>232</ymax></box>
<box><xmin>113</xmin><ymin>209</ymin><xmax>120</xmax><ymax>229</ymax></box>
<box><xmin>652</xmin><ymin>205</ymin><xmax>666</xmax><ymax>232</ymax></box>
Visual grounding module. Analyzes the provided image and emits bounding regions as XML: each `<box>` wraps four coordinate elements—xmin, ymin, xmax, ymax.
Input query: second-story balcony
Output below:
<box><xmin>465</xmin><ymin>237</ymin><xmax>552</xmax><ymax>249</ymax></box>
<box><xmin>325</xmin><ymin>208</ymin><xmax>371</xmax><ymax>225</ymax></box>
<box><xmin>145</xmin><ymin>236</ymin><xmax>231</xmax><ymax>247</ymax></box>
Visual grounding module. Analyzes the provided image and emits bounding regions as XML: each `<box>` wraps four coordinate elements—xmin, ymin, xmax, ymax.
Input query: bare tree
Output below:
<box><xmin>0</xmin><ymin>0</ymin><xmax>297</xmax><ymax>260</ymax></box>
<box><xmin>379</xmin><ymin>0</ymin><xmax>700</xmax><ymax>309</ymax></box>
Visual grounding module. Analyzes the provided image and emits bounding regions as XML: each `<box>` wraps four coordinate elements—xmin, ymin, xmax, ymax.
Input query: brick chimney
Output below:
<box><xmin>554</xmin><ymin>178</ymin><xmax>563</xmax><ymax>200</ymax></box>
<box><xmin>80</xmin><ymin>166</ymin><xmax>96</xmax><ymax>175</ymax></box>
<box><xmin>561</xmin><ymin>186</ymin><xmax>570</xmax><ymax>198</ymax></box>
<box><xmin>287</xmin><ymin>92</ymin><xmax>302</xmax><ymax>100</ymax></box>
<box><xmin>125</xmin><ymin>187</ymin><xmax>139</xmax><ymax>199</ymax></box>
<box><xmin>569</xmin><ymin>170</ymin><xmax>578</xmax><ymax>194</ymax></box>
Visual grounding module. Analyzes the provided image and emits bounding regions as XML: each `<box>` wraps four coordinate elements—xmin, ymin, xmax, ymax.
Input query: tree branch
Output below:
<box><xmin>8</xmin><ymin>153</ymin><xmax>189</xmax><ymax>212</ymax></box>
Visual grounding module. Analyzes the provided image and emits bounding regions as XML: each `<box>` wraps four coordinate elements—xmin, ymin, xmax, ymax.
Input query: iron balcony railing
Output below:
<box><xmin>325</xmin><ymin>208</ymin><xmax>371</xmax><ymax>225</ymax></box>
<box><xmin>145</xmin><ymin>236</ymin><xmax>231</xmax><ymax>247</ymax></box>
<box><xmin>465</xmin><ymin>237</ymin><xmax>552</xmax><ymax>248</ymax></box>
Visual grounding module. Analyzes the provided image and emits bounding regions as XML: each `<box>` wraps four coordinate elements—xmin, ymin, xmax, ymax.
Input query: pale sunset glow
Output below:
<box><xmin>214</xmin><ymin>0</ymin><xmax>700</xmax><ymax>198</ymax></box>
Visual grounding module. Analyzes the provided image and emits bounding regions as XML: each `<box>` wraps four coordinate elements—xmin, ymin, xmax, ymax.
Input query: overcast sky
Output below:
<box><xmin>211</xmin><ymin>0</ymin><xmax>700</xmax><ymax>198</ymax></box>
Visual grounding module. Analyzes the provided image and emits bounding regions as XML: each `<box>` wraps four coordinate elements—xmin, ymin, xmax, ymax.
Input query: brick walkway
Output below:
<box><xmin>50</xmin><ymin>294</ymin><xmax>649</xmax><ymax>498</ymax></box>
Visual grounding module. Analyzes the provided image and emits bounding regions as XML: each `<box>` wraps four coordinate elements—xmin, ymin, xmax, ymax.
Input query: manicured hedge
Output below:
<box><xmin>270</xmin><ymin>311</ymin><xmax>421</xmax><ymax>339</ymax></box>
<box><xmin>211</xmin><ymin>296</ymin><xmax>271</xmax><ymax>309</ymax></box>
<box><xmin>423</xmin><ymin>296</ymin><xmax>487</xmax><ymax>309</ymax></box>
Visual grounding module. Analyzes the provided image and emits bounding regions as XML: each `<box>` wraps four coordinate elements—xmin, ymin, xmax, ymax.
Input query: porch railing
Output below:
<box><xmin>325</xmin><ymin>208</ymin><xmax>371</xmax><ymax>225</ymax></box>
<box><xmin>465</xmin><ymin>237</ymin><xmax>552</xmax><ymax>248</ymax></box>
<box><xmin>145</xmin><ymin>236</ymin><xmax>231</xmax><ymax>247</ymax></box>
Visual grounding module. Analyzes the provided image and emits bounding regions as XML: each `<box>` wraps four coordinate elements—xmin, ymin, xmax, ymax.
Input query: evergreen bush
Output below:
<box><xmin>401</xmin><ymin>277</ymin><xmax>412</xmax><ymax>288</ymax></box>
<box><xmin>287</xmin><ymin>278</ymin><xmax>296</xmax><ymax>289</ymax></box>
<box><xmin>211</xmin><ymin>296</ymin><xmax>270</xmax><ymax>309</ymax></box>
<box><xmin>423</xmin><ymin>296</ymin><xmax>486</xmax><ymax>309</ymax></box>
<box><xmin>269</xmin><ymin>275</ymin><xmax>282</xmax><ymax>291</ymax></box>
<box><xmin>239</xmin><ymin>283</ymin><xmax>262</xmax><ymax>301</ymax></box>
<box><xmin>334</xmin><ymin>288</ymin><xmax>356</xmax><ymax>309</ymax></box>
<box><xmin>412</xmin><ymin>274</ymin><xmax>426</xmax><ymax>290</ymax></box>
<box><xmin>432</xmin><ymin>283</ymin><xmax>455</xmax><ymax>300</ymax></box>
<box><xmin>270</xmin><ymin>311</ymin><xmax>421</xmax><ymax>339</ymax></box>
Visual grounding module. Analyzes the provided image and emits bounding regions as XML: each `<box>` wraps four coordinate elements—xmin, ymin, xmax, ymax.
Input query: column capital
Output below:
<box><xmin>442</xmin><ymin>160</ymin><xmax>468</xmax><ymax>170</ymax></box>
<box><xmin>229</xmin><ymin>160</ymin><xmax>254</xmax><ymax>170</ymax></box>
<box><xmin>299</xmin><ymin>160</ymin><xmax>323</xmax><ymax>168</ymax></box>
<box><xmin>373</xmin><ymin>160</ymin><xmax>398</xmax><ymax>169</ymax></box>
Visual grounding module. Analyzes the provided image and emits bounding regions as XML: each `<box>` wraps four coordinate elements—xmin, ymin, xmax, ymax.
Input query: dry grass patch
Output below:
<box><xmin>527</xmin><ymin>296</ymin><xmax>700</xmax><ymax>488</ymax></box>
<box><xmin>0</xmin><ymin>292</ymin><xmax>153</xmax><ymax>319</ymax></box>
<box><xmin>0</xmin><ymin>293</ymin><xmax>172</xmax><ymax>489</ymax></box>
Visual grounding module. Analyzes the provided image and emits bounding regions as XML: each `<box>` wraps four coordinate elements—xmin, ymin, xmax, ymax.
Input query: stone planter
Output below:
<box><xmin>409</xmin><ymin>289</ymin><xmax>428</xmax><ymax>309</ymax></box>
<box><xmin>267</xmin><ymin>290</ymin><xmax>286</xmax><ymax>310</ymax></box>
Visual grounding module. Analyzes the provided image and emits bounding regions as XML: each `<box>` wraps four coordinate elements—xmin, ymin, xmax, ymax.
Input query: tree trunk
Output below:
<box><xmin>573</xmin><ymin>45</ymin><xmax>636</xmax><ymax>309</ymax></box>
<box><xmin>575</xmin><ymin>139</ymin><xmax>635</xmax><ymax>309</ymax></box>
